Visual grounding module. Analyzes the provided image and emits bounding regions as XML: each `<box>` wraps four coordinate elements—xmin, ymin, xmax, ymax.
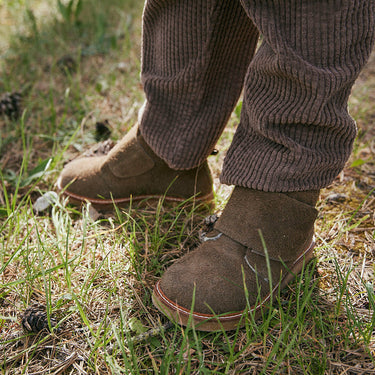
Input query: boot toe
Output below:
<box><xmin>57</xmin><ymin>156</ymin><xmax>110</xmax><ymax>200</ymax></box>
<box><xmin>157</xmin><ymin>235</ymin><xmax>254</xmax><ymax>316</ymax></box>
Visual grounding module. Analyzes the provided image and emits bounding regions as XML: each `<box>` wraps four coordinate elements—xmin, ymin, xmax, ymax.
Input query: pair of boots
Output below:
<box><xmin>57</xmin><ymin>127</ymin><xmax>319</xmax><ymax>331</ymax></box>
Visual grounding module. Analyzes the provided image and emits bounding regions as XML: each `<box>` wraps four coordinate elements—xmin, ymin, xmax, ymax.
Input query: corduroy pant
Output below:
<box><xmin>139</xmin><ymin>0</ymin><xmax>375</xmax><ymax>192</ymax></box>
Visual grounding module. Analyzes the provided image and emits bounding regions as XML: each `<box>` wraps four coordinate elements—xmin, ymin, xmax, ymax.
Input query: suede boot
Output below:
<box><xmin>152</xmin><ymin>187</ymin><xmax>319</xmax><ymax>331</ymax></box>
<box><xmin>57</xmin><ymin>126</ymin><xmax>214</xmax><ymax>210</ymax></box>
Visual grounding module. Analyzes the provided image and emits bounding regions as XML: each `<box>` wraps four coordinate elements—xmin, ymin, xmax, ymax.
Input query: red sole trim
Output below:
<box><xmin>60</xmin><ymin>188</ymin><xmax>214</xmax><ymax>211</ymax></box>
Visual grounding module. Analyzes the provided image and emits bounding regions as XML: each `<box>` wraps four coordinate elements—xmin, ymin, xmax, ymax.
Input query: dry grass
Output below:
<box><xmin>1</xmin><ymin>1</ymin><xmax>375</xmax><ymax>374</ymax></box>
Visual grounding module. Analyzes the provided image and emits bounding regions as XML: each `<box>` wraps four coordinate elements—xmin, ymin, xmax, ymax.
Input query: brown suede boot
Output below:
<box><xmin>56</xmin><ymin>126</ymin><xmax>214</xmax><ymax>210</ymax></box>
<box><xmin>152</xmin><ymin>187</ymin><xmax>319</xmax><ymax>331</ymax></box>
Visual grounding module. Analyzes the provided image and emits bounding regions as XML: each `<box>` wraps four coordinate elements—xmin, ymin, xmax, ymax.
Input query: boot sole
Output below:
<box><xmin>152</xmin><ymin>240</ymin><xmax>315</xmax><ymax>332</ymax></box>
<box><xmin>59</xmin><ymin>187</ymin><xmax>215</xmax><ymax>213</ymax></box>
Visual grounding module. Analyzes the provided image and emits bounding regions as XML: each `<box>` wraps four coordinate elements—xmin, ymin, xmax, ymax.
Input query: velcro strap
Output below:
<box><xmin>105</xmin><ymin>126</ymin><xmax>155</xmax><ymax>178</ymax></box>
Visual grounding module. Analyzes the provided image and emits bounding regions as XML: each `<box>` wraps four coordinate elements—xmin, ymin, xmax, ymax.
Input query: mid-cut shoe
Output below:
<box><xmin>152</xmin><ymin>187</ymin><xmax>319</xmax><ymax>331</ymax></box>
<box><xmin>56</xmin><ymin>126</ymin><xmax>214</xmax><ymax>211</ymax></box>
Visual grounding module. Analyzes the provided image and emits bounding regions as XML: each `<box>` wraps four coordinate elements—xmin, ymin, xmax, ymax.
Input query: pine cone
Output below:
<box><xmin>199</xmin><ymin>214</ymin><xmax>219</xmax><ymax>242</ymax></box>
<box><xmin>0</xmin><ymin>91</ymin><xmax>22</xmax><ymax>119</ymax></box>
<box><xmin>204</xmin><ymin>214</ymin><xmax>219</xmax><ymax>231</ymax></box>
<box><xmin>57</xmin><ymin>55</ymin><xmax>77</xmax><ymax>75</ymax></box>
<box><xmin>95</xmin><ymin>120</ymin><xmax>112</xmax><ymax>141</ymax></box>
<box><xmin>21</xmin><ymin>303</ymin><xmax>57</xmax><ymax>333</ymax></box>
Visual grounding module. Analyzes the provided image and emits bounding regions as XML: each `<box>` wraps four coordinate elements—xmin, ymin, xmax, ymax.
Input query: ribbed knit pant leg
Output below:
<box><xmin>139</xmin><ymin>0</ymin><xmax>259</xmax><ymax>169</ymax></box>
<box><xmin>221</xmin><ymin>0</ymin><xmax>375</xmax><ymax>192</ymax></box>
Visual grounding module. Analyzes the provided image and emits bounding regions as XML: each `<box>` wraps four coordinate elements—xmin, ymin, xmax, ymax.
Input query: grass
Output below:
<box><xmin>1</xmin><ymin>1</ymin><xmax>375</xmax><ymax>374</ymax></box>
